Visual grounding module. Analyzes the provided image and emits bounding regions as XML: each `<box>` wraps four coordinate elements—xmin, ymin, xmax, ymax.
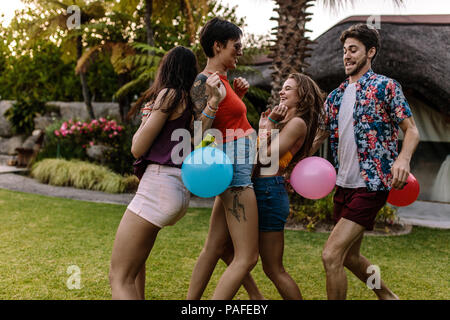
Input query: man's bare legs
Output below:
<box><xmin>322</xmin><ymin>218</ymin><xmax>399</xmax><ymax>300</ymax></box>
<box><xmin>343</xmin><ymin>233</ymin><xmax>399</xmax><ymax>300</ymax></box>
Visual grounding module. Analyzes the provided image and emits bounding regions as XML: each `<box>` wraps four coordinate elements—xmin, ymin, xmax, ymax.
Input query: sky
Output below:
<box><xmin>0</xmin><ymin>0</ymin><xmax>27</xmax><ymax>27</ymax></box>
<box><xmin>0</xmin><ymin>0</ymin><xmax>449</xmax><ymax>39</ymax></box>
<box><xmin>221</xmin><ymin>0</ymin><xmax>450</xmax><ymax>40</ymax></box>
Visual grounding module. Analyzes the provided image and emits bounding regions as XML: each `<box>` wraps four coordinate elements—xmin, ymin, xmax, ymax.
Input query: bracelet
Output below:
<box><xmin>202</xmin><ymin>110</ymin><xmax>216</xmax><ymax>120</ymax></box>
<box><xmin>141</xmin><ymin>110</ymin><xmax>152</xmax><ymax>117</ymax></box>
<box><xmin>207</xmin><ymin>103</ymin><xmax>218</xmax><ymax>113</ymax></box>
<box><xmin>268</xmin><ymin>116</ymin><xmax>279</xmax><ymax>124</ymax></box>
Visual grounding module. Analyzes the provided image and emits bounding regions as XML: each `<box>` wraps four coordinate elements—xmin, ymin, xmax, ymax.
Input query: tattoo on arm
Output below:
<box><xmin>190</xmin><ymin>75</ymin><xmax>208</xmax><ymax>120</ymax></box>
<box><xmin>227</xmin><ymin>188</ymin><xmax>247</xmax><ymax>222</ymax></box>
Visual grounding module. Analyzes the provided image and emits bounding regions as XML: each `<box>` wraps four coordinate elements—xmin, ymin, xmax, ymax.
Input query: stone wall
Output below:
<box><xmin>0</xmin><ymin>100</ymin><xmax>121</xmax><ymax>157</ymax></box>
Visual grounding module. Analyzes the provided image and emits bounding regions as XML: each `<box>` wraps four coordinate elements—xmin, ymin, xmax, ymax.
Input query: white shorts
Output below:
<box><xmin>127</xmin><ymin>164</ymin><xmax>190</xmax><ymax>228</ymax></box>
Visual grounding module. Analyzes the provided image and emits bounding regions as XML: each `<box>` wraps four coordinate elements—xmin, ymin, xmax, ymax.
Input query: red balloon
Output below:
<box><xmin>387</xmin><ymin>173</ymin><xmax>420</xmax><ymax>207</ymax></box>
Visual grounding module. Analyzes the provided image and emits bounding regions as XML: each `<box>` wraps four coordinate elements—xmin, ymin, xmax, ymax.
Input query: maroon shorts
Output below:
<box><xmin>333</xmin><ymin>186</ymin><xmax>389</xmax><ymax>231</ymax></box>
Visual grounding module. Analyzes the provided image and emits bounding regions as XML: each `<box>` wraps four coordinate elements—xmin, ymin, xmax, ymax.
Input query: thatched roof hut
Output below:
<box><xmin>304</xmin><ymin>14</ymin><xmax>450</xmax><ymax>117</ymax></box>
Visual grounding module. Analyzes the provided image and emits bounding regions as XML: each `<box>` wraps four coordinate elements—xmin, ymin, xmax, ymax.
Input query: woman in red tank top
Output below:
<box><xmin>186</xmin><ymin>17</ymin><xmax>263</xmax><ymax>300</ymax></box>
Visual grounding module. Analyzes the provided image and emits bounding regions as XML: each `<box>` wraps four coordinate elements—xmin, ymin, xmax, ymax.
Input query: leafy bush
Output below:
<box><xmin>31</xmin><ymin>158</ymin><xmax>138</xmax><ymax>193</ymax></box>
<box><xmin>288</xmin><ymin>190</ymin><xmax>335</xmax><ymax>232</ymax></box>
<box><xmin>0</xmin><ymin>40</ymin><xmax>118</xmax><ymax>103</ymax></box>
<box><xmin>37</xmin><ymin>119</ymin><xmax>85</xmax><ymax>161</ymax></box>
<box><xmin>4</xmin><ymin>97</ymin><xmax>46</xmax><ymax>135</ymax></box>
<box><xmin>38</xmin><ymin>117</ymin><xmax>138</xmax><ymax>175</ymax></box>
<box><xmin>375</xmin><ymin>204</ymin><xmax>399</xmax><ymax>225</ymax></box>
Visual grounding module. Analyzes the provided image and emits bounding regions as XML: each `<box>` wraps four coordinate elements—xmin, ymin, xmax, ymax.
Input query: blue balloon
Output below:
<box><xmin>181</xmin><ymin>147</ymin><xmax>233</xmax><ymax>198</ymax></box>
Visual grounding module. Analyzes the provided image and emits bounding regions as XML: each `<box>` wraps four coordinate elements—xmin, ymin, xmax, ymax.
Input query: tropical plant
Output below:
<box><xmin>110</xmin><ymin>0</ymin><xmax>250</xmax><ymax>110</ymax></box>
<box><xmin>4</xmin><ymin>97</ymin><xmax>46</xmax><ymax>136</ymax></box>
<box><xmin>16</xmin><ymin>0</ymin><xmax>112</xmax><ymax>119</ymax></box>
<box><xmin>73</xmin><ymin>0</ymin><xmax>214</xmax><ymax>121</ymax></box>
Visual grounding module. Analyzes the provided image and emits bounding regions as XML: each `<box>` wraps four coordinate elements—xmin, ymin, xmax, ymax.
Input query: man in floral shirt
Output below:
<box><xmin>311</xmin><ymin>24</ymin><xmax>420</xmax><ymax>300</ymax></box>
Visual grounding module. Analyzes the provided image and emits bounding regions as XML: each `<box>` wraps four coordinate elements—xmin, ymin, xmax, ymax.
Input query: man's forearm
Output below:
<box><xmin>310</xmin><ymin>130</ymin><xmax>330</xmax><ymax>156</ymax></box>
<box><xmin>398</xmin><ymin>126</ymin><xmax>420</xmax><ymax>162</ymax></box>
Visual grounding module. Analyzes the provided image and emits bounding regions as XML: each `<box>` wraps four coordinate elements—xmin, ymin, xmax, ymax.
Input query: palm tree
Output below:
<box><xmin>20</xmin><ymin>0</ymin><xmax>109</xmax><ymax>119</ymax></box>
<box><xmin>75</xmin><ymin>0</ymin><xmax>210</xmax><ymax>122</ymax></box>
<box><xmin>267</xmin><ymin>0</ymin><xmax>403</xmax><ymax>106</ymax></box>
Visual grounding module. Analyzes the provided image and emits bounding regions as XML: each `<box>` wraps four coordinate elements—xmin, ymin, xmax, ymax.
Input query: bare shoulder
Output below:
<box><xmin>154</xmin><ymin>88</ymin><xmax>176</xmax><ymax>101</ymax></box>
<box><xmin>153</xmin><ymin>88</ymin><xmax>176</xmax><ymax>111</ymax></box>
<box><xmin>286</xmin><ymin>117</ymin><xmax>307</xmax><ymax>133</ymax></box>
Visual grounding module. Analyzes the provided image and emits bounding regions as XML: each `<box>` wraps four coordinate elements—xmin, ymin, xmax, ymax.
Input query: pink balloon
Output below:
<box><xmin>290</xmin><ymin>156</ymin><xmax>337</xmax><ymax>199</ymax></box>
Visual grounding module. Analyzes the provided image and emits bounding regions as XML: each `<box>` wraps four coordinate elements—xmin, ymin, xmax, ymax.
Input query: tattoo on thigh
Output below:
<box><xmin>227</xmin><ymin>188</ymin><xmax>246</xmax><ymax>222</ymax></box>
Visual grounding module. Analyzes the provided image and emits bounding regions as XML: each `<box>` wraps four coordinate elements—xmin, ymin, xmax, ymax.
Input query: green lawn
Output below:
<box><xmin>0</xmin><ymin>188</ymin><xmax>448</xmax><ymax>300</ymax></box>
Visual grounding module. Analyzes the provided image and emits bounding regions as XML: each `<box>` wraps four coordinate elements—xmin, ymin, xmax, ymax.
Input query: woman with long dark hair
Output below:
<box><xmin>254</xmin><ymin>73</ymin><xmax>325</xmax><ymax>299</ymax></box>
<box><xmin>109</xmin><ymin>46</ymin><xmax>223</xmax><ymax>299</ymax></box>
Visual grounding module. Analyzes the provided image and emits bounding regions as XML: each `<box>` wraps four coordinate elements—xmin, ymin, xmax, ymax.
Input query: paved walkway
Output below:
<box><xmin>0</xmin><ymin>165</ymin><xmax>28</xmax><ymax>174</ymax></box>
<box><xmin>0</xmin><ymin>172</ymin><xmax>215</xmax><ymax>208</ymax></box>
<box><xmin>0</xmin><ymin>171</ymin><xmax>449</xmax><ymax>229</ymax></box>
<box><xmin>396</xmin><ymin>201</ymin><xmax>450</xmax><ymax>229</ymax></box>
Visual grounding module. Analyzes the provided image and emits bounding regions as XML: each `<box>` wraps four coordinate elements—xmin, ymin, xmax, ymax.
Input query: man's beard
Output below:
<box><xmin>346</xmin><ymin>55</ymin><xmax>368</xmax><ymax>76</ymax></box>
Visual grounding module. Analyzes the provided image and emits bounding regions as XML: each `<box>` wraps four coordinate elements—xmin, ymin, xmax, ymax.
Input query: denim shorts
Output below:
<box><xmin>253</xmin><ymin>176</ymin><xmax>290</xmax><ymax>232</ymax></box>
<box><xmin>219</xmin><ymin>135</ymin><xmax>257</xmax><ymax>188</ymax></box>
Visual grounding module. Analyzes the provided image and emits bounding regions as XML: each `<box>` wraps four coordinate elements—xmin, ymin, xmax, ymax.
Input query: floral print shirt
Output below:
<box><xmin>323</xmin><ymin>69</ymin><xmax>412</xmax><ymax>191</ymax></box>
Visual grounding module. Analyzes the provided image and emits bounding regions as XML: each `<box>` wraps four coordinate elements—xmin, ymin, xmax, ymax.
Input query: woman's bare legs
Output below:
<box><xmin>259</xmin><ymin>231</ymin><xmax>302</xmax><ymax>300</ymax></box>
<box><xmin>187</xmin><ymin>195</ymin><xmax>263</xmax><ymax>300</ymax></box>
<box><xmin>211</xmin><ymin>187</ymin><xmax>259</xmax><ymax>300</ymax></box>
<box><xmin>187</xmin><ymin>197</ymin><xmax>229</xmax><ymax>299</ymax></box>
<box><xmin>221</xmin><ymin>242</ymin><xmax>265</xmax><ymax>300</ymax></box>
<box><xmin>109</xmin><ymin>209</ymin><xmax>160</xmax><ymax>300</ymax></box>
<box><xmin>135</xmin><ymin>265</ymin><xmax>146</xmax><ymax>300</ymax></box>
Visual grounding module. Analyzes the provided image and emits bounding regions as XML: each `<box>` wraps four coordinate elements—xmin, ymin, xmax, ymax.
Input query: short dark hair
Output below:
<box><xmin>340</xmin><ymin>23</ymin><xmax>381</xmax><ymax>62</ymax></box>
<box><xmin>199</xmin><ymin>17</ymin><xmax>242</xmax><ymax>58</ymax></box>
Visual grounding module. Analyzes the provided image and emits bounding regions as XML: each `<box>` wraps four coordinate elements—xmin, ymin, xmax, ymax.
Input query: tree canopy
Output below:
<box><xmin>0</xmin><ymin>0</ymin><xmax>268</xmax><ymax>123</ymax></box>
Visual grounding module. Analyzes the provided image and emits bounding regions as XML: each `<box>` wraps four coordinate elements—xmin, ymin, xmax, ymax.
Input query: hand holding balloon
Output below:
<box><xmin>387</xmin><ymin>173</ymin><xmax>420</xmax><ymax>207</ymax></box>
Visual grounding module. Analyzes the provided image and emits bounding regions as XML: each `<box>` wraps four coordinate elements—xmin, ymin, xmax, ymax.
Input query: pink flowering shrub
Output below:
<box><xmin>53</xmin><ymin>118</ymin><xmax>124</xmax><ymax>149</ymax></box>
<box><xmin>38</xmin><ymin>117</ymin><xmax>137</xmax><ymax>174</ymax></box>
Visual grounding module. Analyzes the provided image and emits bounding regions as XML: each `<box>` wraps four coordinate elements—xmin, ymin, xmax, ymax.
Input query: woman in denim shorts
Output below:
<box><xmin>186</xmin><ymin>18</ymin><xmax>262</xmax><ymax>300</ymax></box>
<box><xmin>253</xmin><ymin>73</ymin><xmax>325</xmax><ymax>299</ymax></box>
